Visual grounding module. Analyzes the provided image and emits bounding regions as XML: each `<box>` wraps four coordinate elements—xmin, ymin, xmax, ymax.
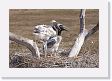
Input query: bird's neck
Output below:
<box><xmin>57</xmin><ymin>30</ymin><xmax>62</xmax><ymax>36</ymax></box>
<box><xmin>56</xmin><ymin>36</ymin><xmax>62</xmax><ymax>44</ymax></box>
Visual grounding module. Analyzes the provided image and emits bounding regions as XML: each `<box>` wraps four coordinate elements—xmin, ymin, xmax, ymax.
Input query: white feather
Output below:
<box><xmin>33</xmin><ymin>25</ymin><xmax>56</xmax><ymax>42</ymax></box>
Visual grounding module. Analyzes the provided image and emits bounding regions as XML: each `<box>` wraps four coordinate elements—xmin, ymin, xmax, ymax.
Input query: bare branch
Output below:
<box><xmin>69</xmin><ymin>23</ymin><xmax>98</xmax><ymax>57</ymax></box>
<box><xmin>69</xmin><ymin>9</ymin><xmax>98</xmax><ymax>57</ymax></box>
<box><xmin>9</xmin><ymin>32</ymin><xmax>40</xmax><ymax>58</ymax></box>
<box><xmin>85</xmin><ymin>23</ymin><xmax>99</xmax><ymax>39</ymax></box>
<box><xmin>80</xmin><ymin>9</ymin><xmax>86</xmax><ymax>33</ymax></box>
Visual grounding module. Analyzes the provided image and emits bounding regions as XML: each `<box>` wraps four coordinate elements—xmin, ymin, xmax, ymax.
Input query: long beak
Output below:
<box><xmin>62</xmin><ymin>26</ymin><xmax>68</xmax><ymax>31</ymax></box>
<box><xmin>64</xmin><ymin>29</ymin><xmax>68</xmax><ymax>31</ymax></box>
<box><xmin>63</xmin><ymin>28</ymin><xmax>68</xmax><ymax>31</ymax></box>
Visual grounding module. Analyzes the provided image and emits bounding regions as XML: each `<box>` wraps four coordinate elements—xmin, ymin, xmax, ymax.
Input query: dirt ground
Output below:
<box><xmin>9</xmin><ymin>9</ymin><xmax>99</xmax><ymax>68</ymax></box>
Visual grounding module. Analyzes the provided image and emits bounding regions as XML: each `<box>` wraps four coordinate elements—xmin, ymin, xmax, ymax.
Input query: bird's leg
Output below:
<box><xmin>54</xmin><ymin>50</ymin><xmax>58</xmax><ymax>57</ymax></box>
<box><xmin>50</xmin><ymin>52</ymin><xmax>53</xmax><ymax>57</ymax></box>
<box><xmin>54</xmin><ymin>52</ymin><xmax>57</xmax><ymax>57</ymax></box>
<box><xmin>43</xmin><ymin>45</ymin><xmax>46</xmax><ymax>57</ymax></box>
<box><xmin>49</xmin><ymin>50</ymin><xmax>53</xmax><ymax>57</ymax></box>
<box><xmin>43</xmin><ymin>42</ymin><xmax>47</xmax><ymax>58</ymax></box>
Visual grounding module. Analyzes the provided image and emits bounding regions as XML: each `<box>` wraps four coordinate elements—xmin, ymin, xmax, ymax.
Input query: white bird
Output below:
<box><xmin>43</xmin><ymin>24</ymin><xmax>67</xmax><ymax>57</ymax></box>
<box><xmin>44</xmin><ymin>36</ymin><xmax>62</xmax><ymax>57</ymax></box>
<box><xmin>33</xmin><ymin>20</ymin><xmax>67</xmax><ymax>56</ymax></box>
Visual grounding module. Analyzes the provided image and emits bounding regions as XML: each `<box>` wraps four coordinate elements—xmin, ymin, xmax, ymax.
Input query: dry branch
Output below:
<box><xmin>68</xmin><ymin>29</ymin><xmax>88</xmax><ymax>57</ymax></box>
<box><xmin>80</xmin><ymin>9</ymin><xmax>86</xmax><ymax>33</ymax></box>
<box><xmin>85</xmin><ymin>23</ymin><xmax>99</xmax><ymax>39</ymax></box>
<box><xmin>9</xmin><ymin>32</ymin><xmax>40</xmax><ymax>58</ymax></box>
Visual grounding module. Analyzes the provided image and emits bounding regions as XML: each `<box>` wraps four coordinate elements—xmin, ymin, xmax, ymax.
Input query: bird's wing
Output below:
<box><xmin>47</xmin><ymin>27</ymin><xmax>56</xmax><ymax>35</ymax></box>
<box><xmin>34</xmin><ymin>26</ymin><xmax>47</xmax><ymax>33</ymax></box>
<box><xmin>47</xmin><ymin>38</ymin><xmax>56</xmax><ymax>48</ymax></box>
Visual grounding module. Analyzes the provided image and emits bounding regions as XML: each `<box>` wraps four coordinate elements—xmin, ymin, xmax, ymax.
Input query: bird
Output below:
<box><xmin>43</xmin><ymin>36</ymin><xmax>62</xmax><ymax>57</ymax></box>
<box><xmin>43</xmin><ymin>23</ymin><xmax>67</xmax><ymax>57</ymax></box>
<box><xmin>33</xmin><ymin>20</ymin><xmax>67</xmax><ymax>56</ymax></box>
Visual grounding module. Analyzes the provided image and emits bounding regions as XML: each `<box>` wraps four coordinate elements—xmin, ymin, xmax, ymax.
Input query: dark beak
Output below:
<box><xmin>63</xmin><ymin>28</ymin><xmax>68</xmax><ymax>31</ymax></box>
<box><xmin>62</xmin><ymin>25</ymin><xmax>68</xmax><ymax>31</ymax></box>
<box><xmin>63</xmin><ymin>29</ymin><xmax>68</xmax><ymax>31</ymax></box>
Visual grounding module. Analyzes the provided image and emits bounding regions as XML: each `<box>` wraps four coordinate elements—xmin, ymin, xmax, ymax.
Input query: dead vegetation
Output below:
<box><xmin>9</xmin><ymin>9</ymin><xmax>99</xmax><ymax>68</ymax></box>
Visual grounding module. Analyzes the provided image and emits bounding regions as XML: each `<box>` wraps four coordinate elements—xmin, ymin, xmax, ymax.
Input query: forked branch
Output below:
<box><xmin>69</xmin><ymin>9</ymin><xmax>98</xmax><ymax>57</ymax></box>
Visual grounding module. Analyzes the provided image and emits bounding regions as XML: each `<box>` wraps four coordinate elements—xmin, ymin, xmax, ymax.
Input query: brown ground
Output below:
<box><xmin>9</xmin><ymin>9</ymin><xmax>99</xmax><ymax>68</ymax></box>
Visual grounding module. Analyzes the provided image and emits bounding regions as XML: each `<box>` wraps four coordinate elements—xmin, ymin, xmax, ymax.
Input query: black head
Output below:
<box><xmin>57</xmin><ymin>24</ymin><xmax>68</xmax><ymax>35</ymax></box>
<box><xmin>57</xmin><ymin>24</ymin><xmax>67</xmax><ymax>31</ymax></box>
<box><xmin>51</xmin><ymin>20</ymin><xmax>68</xmax><ymax>35</ymax></box>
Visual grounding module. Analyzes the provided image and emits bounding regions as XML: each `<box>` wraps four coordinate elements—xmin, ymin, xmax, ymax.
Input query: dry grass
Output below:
<box><xmin>9</xmin><ymin>9</ymin><xmax>99</xmax><ymax>68</ymax></box>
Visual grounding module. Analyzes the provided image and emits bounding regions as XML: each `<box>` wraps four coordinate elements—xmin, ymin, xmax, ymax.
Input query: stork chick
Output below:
<box><xmin>44</xmin><ymin>36</ymin><xmax>62</xmax><ymax>57</ymax></box>
<box><xmin>33</xmin><ymin>20</ymin><xmax>67</xmax><ymax>57</ymax></box>
<box><xmin>44</xmin><ymin>24</ymin><xmax>67</xmax><ymax>57</ymax></box>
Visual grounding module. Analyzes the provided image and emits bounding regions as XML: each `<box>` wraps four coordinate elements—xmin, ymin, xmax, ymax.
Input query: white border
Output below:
<box><xmin>0</xmin><ymin>0</ymin><xmax>108</xmax><ymax>77</ymax></box>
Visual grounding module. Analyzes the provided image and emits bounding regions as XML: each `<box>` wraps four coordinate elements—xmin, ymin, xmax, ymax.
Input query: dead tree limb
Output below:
<box><xmin>9</xmin><ymin>32</ymin><xmax>40</xmax><ymax>58</ymax></box>
<box><xmin>80</xmin><ymin>9</ymin><xmax>86</xmax><ymax>33</ymax></box>
<box><xmin>69</xmin><ymin>9</ymin><xmax>98</xmax><ymax>57</ymax></box>
<box><xmin>85</xmin><ymin>23</ymin><xmax>99</xmax><ymax>39</ymax></box>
